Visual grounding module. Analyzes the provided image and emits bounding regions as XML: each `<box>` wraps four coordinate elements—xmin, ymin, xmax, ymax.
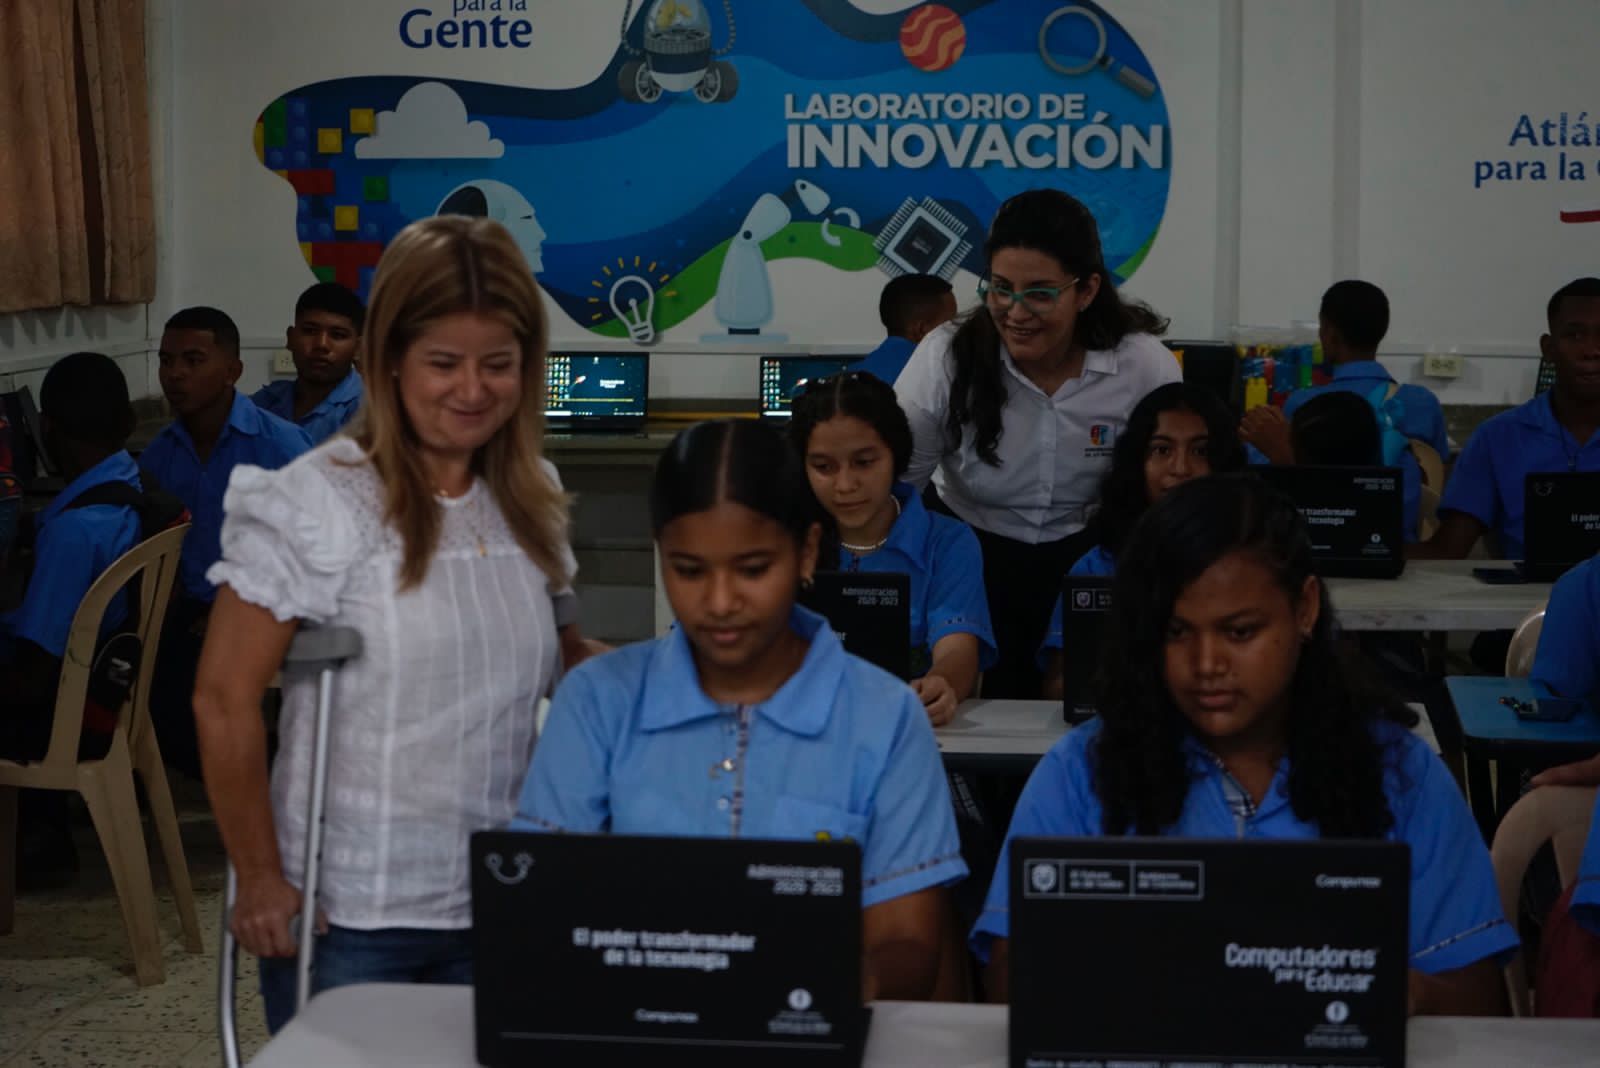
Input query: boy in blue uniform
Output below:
<box><xmin>1420</xmin><ymin>277</ymin><xmax>1600</xmax><ymax>560</ymax></box>
<box><xmin>142</xmin><ymin>306</ymin><xmax>310</xmax><ymax>776</ymax></box>
<box><xmin>974</xmin><ymin>476</ymin><xmax>1516</xmax><ymax>1015</ymax></box>
<box><xmin>846</xmin><ymin>274</ymin><xmax>955</xmax><ymax>387</ymax></box>
<box><xmin>251</xmin><ymin>282</ymin><xmax>365</xmax><ymax>444</ymax></box>
<box><xmin>514</xmin><ymin>420</ymin><xmax>965</xmax><ymax>1001</ymax></box>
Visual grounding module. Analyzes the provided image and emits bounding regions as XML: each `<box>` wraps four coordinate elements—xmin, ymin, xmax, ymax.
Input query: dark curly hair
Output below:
<box><xmin>1092</xmin><ymin>474</ymin><xmax>1416</xmax><ymax>838</ymax></box>
<box><xmin>787</xmin><ymin>372</ymin><xmax>913</xmax><ymax>478</ymax></box>
<box><xmin>946</xmin><ymin>189</ymin><xmax>1169</xmax><ymax>465</ymax></box>
<box><xmin>1081</xmin><ymin>382</ymin><xmax>1246</xmax><ymax>561</ymax></box>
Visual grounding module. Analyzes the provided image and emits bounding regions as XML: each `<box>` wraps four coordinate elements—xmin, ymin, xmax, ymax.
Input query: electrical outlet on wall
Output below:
<box><xmin>271</xmin><ymin>349</ymin><xmax>296</xmax><ymax>376</ymax></box>
<box><xmin>1422</xmin><ymin>352</ymin><xmax>1463</xmax><ymax>378</ymax></box>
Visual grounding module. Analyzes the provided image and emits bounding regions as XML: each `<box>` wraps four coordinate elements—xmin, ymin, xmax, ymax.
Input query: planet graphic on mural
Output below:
<box><xmin>900</xmin><ymin>4</ymin><xmax>965</xmax><ymax>72</ymax></box>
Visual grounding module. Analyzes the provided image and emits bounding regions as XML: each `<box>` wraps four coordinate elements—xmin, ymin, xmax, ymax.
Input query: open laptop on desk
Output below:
<box><xmin>1257</xmin><ymin>465</ymin><xmax>1406</xmax><ymax>579</ymax></box>
<box><xmin>1519</xmin><ymin>471</ymin><xmax>1600</xmax><ymax>582</ymax></box>
<box><xmin>1010</xmin><ymin>837</ymin><xmax>1408</xmax><ymax>1068</ymax></box>
<box><xmin>801</xmin><ymin>571</ymin><xmax>912</xmax><ymax>679</ymax></box>
<box><xmin>1057</xmin><ymin>574</ymin><xmax>1112</xmax><ymax>724</ymax></box>
<box><xmin>759</xmin><ymin>356</ymin><xmax>855</xmax><ymax>421</ymax></box>
<box><xmin>1</xmin><ymin>386</ymin><xmax>61</xmax><ymax>492</ymax></box>
<box><xmin>544</xmin><ymin>351</ymin><xmax>649</xmax><ymax>435</ymax></box>
<box><xmin>471</xmin><ymin>832</ymin><xmax>866</xmax><ymax>1068</ymax></box>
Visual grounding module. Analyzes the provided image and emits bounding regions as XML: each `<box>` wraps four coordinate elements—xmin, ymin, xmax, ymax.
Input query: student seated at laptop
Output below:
<box><xmin>972</xmin><ymin>476</ymin><xmax>1517</xmax><ymax>1015</ymax></box>
<box><xmin>513</xmin><ymin>419</ymin><xmax>967</xmax><ymax>1001</ymax></box>
<box><xmin>251</xmin><ymin>282</ymin><xmax>365</xmax><ymax>444</ymax></box>
<box><xmin>1038</xmin><ymin>383</ymin><xmax>1245</xmax><ymax>699</ymax></box>
<box><xmin>788</xmin><ymin>372</ymin><xmax>995</xmax><ymax>725</ymax></box>
<box><xmin>1418</xmin><ymin>277</ymin><xmax>1600</xmax><ymax>561</ymax></box>
<box><xmin>846</xmin><ymin>274</ymin><xmax>956</xmax><ymax>387</ymax></box>
<box><xmin>143</xmin><ymin>306</ymin><xmax>311</xmax><ymax>777</ymax></box>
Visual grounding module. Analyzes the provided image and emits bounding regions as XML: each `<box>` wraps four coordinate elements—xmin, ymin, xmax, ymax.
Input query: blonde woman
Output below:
<box><xmin>194</xmin><ymin>216</ymin><xmax>590</xmax><ymax>1031</ymax></box>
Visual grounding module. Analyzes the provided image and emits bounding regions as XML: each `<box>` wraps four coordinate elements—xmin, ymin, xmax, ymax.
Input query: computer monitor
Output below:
<box><xmin>759</xmin><ymin>356</ymin><xmax>855</xmax><ymax>420</ymax></box>
<box><xmin>1535</xmin><ymin>354</ymin><xmax>1557</xmax><ymax>397</ymax></box>
<box><xmin>544</xmin><ymin>352</ymin><xmax>649</xmax><ymax>433</ymax></box>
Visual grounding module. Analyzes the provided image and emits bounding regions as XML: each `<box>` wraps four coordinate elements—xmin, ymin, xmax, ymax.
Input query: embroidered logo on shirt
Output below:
<box><xmin>1089</xmin><ymin>424</ymin><xmax>1116</xmax><ymax>447</ymax></box>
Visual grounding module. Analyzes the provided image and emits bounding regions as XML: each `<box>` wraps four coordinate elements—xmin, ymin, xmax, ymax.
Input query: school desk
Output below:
<box><xmin>245</xmin><ymin>983</ymin><xmax>1600</xmax><ymax>1068</ymax></box>
<box><xmin>1325</xmin><ymin>560</ymin><xmax>1552</xmax><ymax>632</ymax></box>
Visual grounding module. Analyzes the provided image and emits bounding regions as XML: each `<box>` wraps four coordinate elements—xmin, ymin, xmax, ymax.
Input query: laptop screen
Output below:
<box><xmin>545</xmin><ymin>352</ymin><xmax>649</xmax><ymax>429</ymax></box>
<box><xmin>471</xmin><ymin>832</ymin><xmax>864</xmax><ymax>1068</ymax></box>
<box><xmin>1058</xmin><ymin>575</ymin><xmax>1112</xmax><ymax>724</ymax></box>
<box><xmin>0</xmin><ymin>387</ymin><xmax>56</xmax><ymax>484</ymax></box>
<box><xmin>1011</xmin><ymin>837</ymin><xmax>1408</xmax><ymax>1068</ymax></box>
<box><xmin>1523</xmin><ymin>471</ymin><xmax>1600</xmax><ymax>579</ymax></box>
<box><xmin>800</xmin><ymin>571</ymin><xmax>912</xmax><ymax>680</ymax></box>
<box><xmin>760</xmin><ymin>356</ymin><xmax>855</xmax><ymax>420</ymax></box>
<box><xmin>1256</xmin><ymin>466</ymin><xmax>1405</xmax><ymax>579</ymax></box>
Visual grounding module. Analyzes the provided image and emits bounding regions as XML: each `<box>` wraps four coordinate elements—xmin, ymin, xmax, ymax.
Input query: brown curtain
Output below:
<box><xmin>0</xmin><ymin>0</ymin><xmax>154</xmax><ymax>314</ymax></box>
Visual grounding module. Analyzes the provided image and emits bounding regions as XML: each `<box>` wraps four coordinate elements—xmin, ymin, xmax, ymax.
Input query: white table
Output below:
<box><xmin>248</xmin><ymin>983</ymin><xmax>1600</xmax><ymax>1067</ymax></box>
<box><xmin>1325</xmin><ymin>560</ymin><xmax>1551</xmax><ymax>632</ymax></box>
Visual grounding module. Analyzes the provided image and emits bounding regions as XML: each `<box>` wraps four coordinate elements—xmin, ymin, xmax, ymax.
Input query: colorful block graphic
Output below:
<box><xmin>253</xmin><ymin>122</ymin><xmax>265</xmax><ymax>160</ymax></box>
<box><xmin>350</xmin><ymin>108</ymin><xmax>375</xmax><ymax>134</ymax></box>
<box><xmin>362</xmin><ymin>175</ymin><xmax>388</xmax><ymax>202</ymax></box>
<box><xmin>313</xmin><ymin>265</ymin><xmax>336</xmax><ymax>283</ymax></box>
<box><xmin>285</xmin><ymin>170</ymin><xmax>335</xmax><ymax>196</ymax></box>
<box><xmin>317</xmin><ymin>128</ymin><xmax>343</xmax><ymax>154</ymax></box>
<box><xmin>300</xmin><ymin>242</ymin><xmax>314</xmax><ymax>265</ymax></box>
<box><xmin>334</xmin><ymin>205</ymin><xmax>359</xmax><ymax>232</ymax></box>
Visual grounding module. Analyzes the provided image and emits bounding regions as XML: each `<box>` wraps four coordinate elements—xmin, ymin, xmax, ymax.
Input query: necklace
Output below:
<box><xmin>840</xmin><ymin>495</ymin><xmax>901</xmax><ymax>555</ymax></box>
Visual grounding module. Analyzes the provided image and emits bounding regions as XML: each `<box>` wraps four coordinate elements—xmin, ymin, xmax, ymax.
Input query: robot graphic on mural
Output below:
<box><xmin>435</xmin><ymin>179</ymin><xmax>547</xmax><ymax>273</ymax></box>
<box><xmin>618</xmin><ymin>0</ymin><xmax>739</xmax><ymax>104</ymax></box>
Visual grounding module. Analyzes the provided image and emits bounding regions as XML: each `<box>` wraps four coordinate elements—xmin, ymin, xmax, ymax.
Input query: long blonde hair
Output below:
<box><xmin>351</xmin><ymin>215</ymin><xmax>571</xmax><ymax>590</ymax></box>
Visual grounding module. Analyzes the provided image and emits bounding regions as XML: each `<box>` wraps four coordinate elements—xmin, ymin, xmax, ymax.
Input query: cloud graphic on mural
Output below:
<box><xmin>354</xmin><ymin>81</ymin><xmax>503</xmax><ymax>159</ymax></box>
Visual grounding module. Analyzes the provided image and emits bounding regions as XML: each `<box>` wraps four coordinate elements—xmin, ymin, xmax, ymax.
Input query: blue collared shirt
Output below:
<box><xmin>1283</xmin><ymin>361</ymin><xmax>1452</xmax><ymax>461</ymax></box>
<box><xmin>1440</xmin><ymin>393</ymin><xmax>1600</xmax><ymax>560</ymax></box>
<box><xmin>971</xmin><ymin>717</ymin><xmax>1520</xmax><ymax>974</ymax></box>
<box><xmin>511</xmin><ymin>606</ymin><xmax>967</xmax><ymax>908</ymax></box>
<box><xmin>1531</xmin><ymin>555</ymin><xmax>1599</xmax><ymax>704</ymax></box>
<box><xmin>1</xmin><ymin>451</ymin><xmax>142</xmax><ymax>657</ymax></box>
<box><xmin>847</xmin><ymin>336</ymin><xmax>916</xmax><ymax>387</ymax></box>
<box><xmin>251</xmin><ymin>371</ymin><xmax>363</xmax><ymax>445</ymax></box>
<box><xmin>1574</xmin><ymin>793</ymin><xmax>1600</xmax><ymax>935</ymax></box>
<box><xmin>140</xmin><ymin>391</ymin><xmax>311</xmax><ymax>602</ymax></box>
<box><xmin>1039</xmin><ymin>544</ymin><xmax>1116</xmax><ymax>658</ymax></box>
<box><xmin>839</xmin><ymin>483</ymin><xmax>996</xmax><ymax>672</ymax></box>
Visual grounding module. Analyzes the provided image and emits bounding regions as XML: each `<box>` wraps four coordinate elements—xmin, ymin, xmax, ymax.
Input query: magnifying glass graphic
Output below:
<box><xmin>1038</xmin><ymin>5</ymin><xmax>1157</xmax><ymax>99</ymax></box>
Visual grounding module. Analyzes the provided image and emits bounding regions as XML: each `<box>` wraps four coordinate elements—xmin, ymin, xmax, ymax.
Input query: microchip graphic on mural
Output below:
<box><xmin>250</xmin><ymin>1</ymin><xmax>1171</xmax><ymax>347</ymax></box>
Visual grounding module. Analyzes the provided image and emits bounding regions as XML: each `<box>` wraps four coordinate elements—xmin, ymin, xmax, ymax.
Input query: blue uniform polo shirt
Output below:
<box><xmin>1283</xmin><ymin>361</ymin><xmax>1452</xmax><ymax>461</ymax></box>
<box><xmin>512</xmin><ymin>606</ymin><xmax>967</xmax><ymax>908</ymax></box>
<box><xmin>251</xmin><ymin>371</ymin><xmax>363</xmax><ymax>446</ymax></box>
<box><xmin>1531</xmin><ymin>555</ymin><xmax>1600</xmax><ymax>704</ymax></box>
<box><xmin>1</xmin><ymin>451</ymin><xmax>142</xmax><ymax>658</ymax></box>
<box><xmin>839</xmin><ymin>482</ymin><xmax>996</xmax><ymax>672</ymax></box>
<box><xmin>971</xmin><ymin>717</ymin><xmax>1520</xmax><ymax>974</ymax></box>
<box><xmin>140</xmin><ymin>391</ymin><xmax>311</xmax><ymax>603</ymax></box>
<box><xmin>1039</xmin><ymin>544</ymin><xmax>1116</xmax><ymax>658</ymax></box>
<box><xmin>1574</xmin><ymin>795</ymin><xmax>1600</xmax><ymax>935</ymax></box>
<box><xmin>847</xmin><ymin>336</ymin><xmax>916</xmax><ymax>386</ymax></box>
<box><xmin>1440</xmin><ymin>393</ymin><xmax>1600</xmax><ymax>560</ymax></box>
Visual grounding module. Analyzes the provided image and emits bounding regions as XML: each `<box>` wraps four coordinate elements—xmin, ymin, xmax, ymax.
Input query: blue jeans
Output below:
<box><xmin>258</xmin><ymin>925</ymin><xmax>474</xmax><ymax>1034</ymax></box>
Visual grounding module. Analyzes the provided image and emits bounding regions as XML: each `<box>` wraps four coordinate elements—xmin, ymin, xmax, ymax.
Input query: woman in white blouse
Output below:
<box><xmin>894</xmin><ymin>189</ymin><xmax>1180</xmax><ymax>697</ymax></box>
<box><xmin>193</xmin><ymin>216</ymin><xmax>589</xmax><ymax>1032</ymax></box>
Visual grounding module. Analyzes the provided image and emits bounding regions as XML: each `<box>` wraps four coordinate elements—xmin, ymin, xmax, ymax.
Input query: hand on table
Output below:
<box><xmin>911</xmin><ymin>675</ymin><xmax>958</xmax><ymax>727</ymax></box>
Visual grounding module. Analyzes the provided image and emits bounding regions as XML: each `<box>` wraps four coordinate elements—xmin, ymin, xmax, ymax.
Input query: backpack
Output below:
<box><xmin>1364</xmin><ymin>382</ymin><xmax>1414</xmax><ymax>468</ymax></box>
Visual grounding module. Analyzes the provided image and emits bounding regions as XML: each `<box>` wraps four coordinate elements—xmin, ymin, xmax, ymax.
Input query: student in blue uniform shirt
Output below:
<box><xmin>846</xmin><ymin>274</ymin><xmax>955</xmax><ymax>387</ymax></box>
<box><xmin>142</xmin><ymin>306</ymin><xmax>309</xmax><ymax>776</ymax></box>
<box><xmin>974</xmin><ymin>476</ymin><xmax>1517</xmax><ymax>1015</ymax></box>
<box><xmin>1282</xmin><ymin>280</ymin><xmax>1451</xmax><ymax>461</ymax></box>
<box><xmin>1419</xmin><ymin>277</ymin><xmax>1600</xmax><ymax>561</ymax></box>
<box><xmin>788</xmin><ymin>371</ymin><xmax>995</xmax><ymax>725</ymax></box>
<box><xmin>1037</xmin><ymin>383</ymin><xmax>1245</xmax><ymax>697</ymax></box>
<box><xmin>251</xmin><ymin>282</ymin><xmax>365</xmax><ymax>444</ymax></box>
<box><xmin>513</xmin><ymin>419</ymin><xmax>966</xmax><ymax>1000</ymax></box>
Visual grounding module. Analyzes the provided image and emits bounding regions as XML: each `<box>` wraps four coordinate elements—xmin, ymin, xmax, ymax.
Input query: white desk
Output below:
<box><xmin>248</xmin><ymin>984</ymin><xmax>1600</xmax><ymax>1067</ymax></box>
<box><xmin>1326</xmin><ymin>560</ymin><xmax>1551</xmax><ymax>632</ymax></box>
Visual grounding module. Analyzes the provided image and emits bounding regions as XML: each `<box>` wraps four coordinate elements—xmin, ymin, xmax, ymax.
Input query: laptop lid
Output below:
<box><xmin>0</xmin><ymin>387</ymin><xmax>57</xmax><ymax>485</ymax></box>
<box><xmin>471</xmin><ymin>831</ymin><xmax>864</xmax><ymax>1068</ymax></box>
<box><xmin>1257</xmin><ymin>465</ymin><xmax>1406</xmax><ymax>579</ymax></box>
<box><xmin>1523</xmin><ymin>471</ymin><xmax>1600</xmax><ymax>581</ymax></box>
<box><xmin>1010</xmin><ymin>837</ymin><xmax>1409</xmax><ymax>1068</ymax></box>
<box><xmin>800</xmin><ymin>571</ymin><xmax>912</xmax><ymax>680</ymax></box>
<box><xmin>545</xmin><ymin>351</ymin><xmax>649</xmax><ymax>432</ymax></box>
<box><xmin>1058</xmin><ymin>574</ymin><xmax>1113</xmax><ymax>724</ymax></box>
<box><xmin>760</xmin><ymin>356</ymin><xmax>856</xmax><ymax>421</ymax></box>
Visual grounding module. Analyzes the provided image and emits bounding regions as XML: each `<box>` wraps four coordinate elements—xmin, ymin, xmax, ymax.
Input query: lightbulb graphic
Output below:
<box><xmin>608</xmin><ymin>274</ymin><xmax>657</xmax><ymax>344</ymax></box>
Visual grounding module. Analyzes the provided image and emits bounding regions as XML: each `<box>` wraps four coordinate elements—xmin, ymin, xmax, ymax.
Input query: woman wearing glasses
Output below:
<box><xmin>893</xmin><ymin>189</ymin><xmax>1179</xmax><ymax>697</ymax></box>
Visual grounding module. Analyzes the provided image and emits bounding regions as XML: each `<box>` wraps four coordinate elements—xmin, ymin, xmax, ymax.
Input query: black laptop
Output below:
<box><xmin>0</xmin><ymin>386</ymin><xmax>58</xmax><ymax>488</ymax></box>
<box><xmin>1057</xmin><ymin>574</ymin><xmax>1112</xmax><ymax>724</ymax></box>
<box><xmin>1168</xmin><ymin>340</ymin><xmax>1241</xmax><ymax>415</ymax></box>
<box><xmin>1257</xmin><ymin>466</ymin><xmax>1406</xmax><ymax>579</ymax></box>
<box><xmin>801</xmin><ymin>571</ymin><xmax>912</xmax><ymax>680</ymax></box>
<box><xmin>1521</xmin><ymin>471</ymin><xmax>1600</xmax><ymax>581</ymax></box>
<box><xmin>544</xmin><ymin>351</ymin><xmax>649</xmax><ymax>434</ymax></box>
<box><xmin>759</xmin><ymin>356</ymin><xmax>855</xmax><ymax>421</ymax></box>
<box><xmin>1010</xmin><ymin>837</ymin><xmax>1409</xmax><ymax>1068</ymax></box>
<box><xmin>471</xmin><ymin>832</ymin><xmax>866</xmax><ymax>1068</ymax></box>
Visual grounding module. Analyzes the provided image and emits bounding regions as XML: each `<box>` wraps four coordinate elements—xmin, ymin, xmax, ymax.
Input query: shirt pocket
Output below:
<box><xmin>771</xmin><ymin>795</ymin><xmax>868</xmax><ymax>846</ymax></box>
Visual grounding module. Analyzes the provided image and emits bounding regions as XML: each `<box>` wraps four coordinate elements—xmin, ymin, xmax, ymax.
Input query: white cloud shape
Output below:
<box><xmin>354</xmin><ymin>81</ymin><xmax>503</xmax><ymax>160</ymax></box>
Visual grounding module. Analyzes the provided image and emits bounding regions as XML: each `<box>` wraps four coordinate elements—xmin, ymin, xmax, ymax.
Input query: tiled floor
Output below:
<box><xmin>1</xmin><ymin>790</ymin><xmax>269</xmax><ymax>1066</ymax></box>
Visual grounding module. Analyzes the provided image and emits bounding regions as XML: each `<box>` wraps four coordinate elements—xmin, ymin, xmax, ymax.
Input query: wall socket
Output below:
<box><xmin>1422</xmin><ymin>352</ymin><xmax>1463</xmax><ymax>378</ymax></box>
<box><xmin>271</xmin><ymin>348</ymin><xmax>296</xmax><ymax>375</ymax></box>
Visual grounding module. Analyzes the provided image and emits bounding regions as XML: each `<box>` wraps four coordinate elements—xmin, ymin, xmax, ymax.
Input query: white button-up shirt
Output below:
<box><xmin>894</xmin><ymin>323</ymin><xmax>1181</xmax><ymax>545</ymax></box>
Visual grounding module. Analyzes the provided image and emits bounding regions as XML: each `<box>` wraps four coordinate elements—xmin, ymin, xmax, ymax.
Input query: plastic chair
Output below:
<box><xmin>1410</xmin><ymin>440</ymin><xmax>1445</xmax><ymax>491</ymax></box>
<box><xmin>1417</xmin><ymin>483</ymin><xmax>1441</xmax><ymax>542</ymax></box>
<box><xmin>1489</xmin><ymin>784</ymin><xmax>1598</xmax><ymax>1016</ymax></box>
<box><xmin>1504</xmin><ymin>605</ymin><xmax>1548</xmax><ymax>678</ymax></box>
<box><xmin>0</xmin><ymin>523</ymin><xmax>195</xmax><ymax>985</ymax></box>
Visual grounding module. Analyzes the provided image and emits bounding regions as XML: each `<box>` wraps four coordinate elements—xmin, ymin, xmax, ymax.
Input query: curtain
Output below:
<box><xmin>0</xmin><ymin>0</ymin><xmax>154</xmax><ymax>313</ymax></box>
